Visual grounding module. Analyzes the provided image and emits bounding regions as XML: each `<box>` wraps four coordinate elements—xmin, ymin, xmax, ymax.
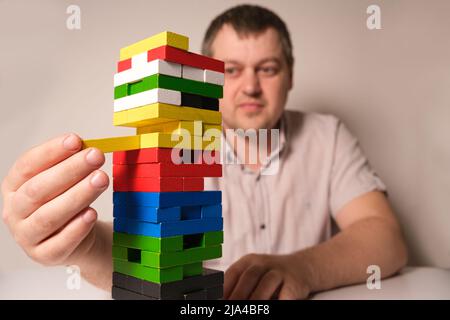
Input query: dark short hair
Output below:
<box><xmin>202</xmin><ymin>4</ymin><xmax>294</xmax><ymax>71</ymax></box>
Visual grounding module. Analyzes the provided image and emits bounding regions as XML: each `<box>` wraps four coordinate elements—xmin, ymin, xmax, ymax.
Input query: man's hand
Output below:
<box><xmin>225</xmin><ymin>192</ymin><xmax>408</xmax><ymax>300</ymax></box>
<box><xmin>224</xmin><ymin>253</ymin><xmax>312</xmax><ymax>300</ymax></box>
<box><xmin>1</xmin><ymin>133</ymin><xmax>109</xmax><ymax>268</ymax></box>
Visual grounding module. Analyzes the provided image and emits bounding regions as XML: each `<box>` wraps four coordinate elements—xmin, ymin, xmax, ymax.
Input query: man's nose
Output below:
<box><xmin>242</xmin><ymin>70</ymin><xmax>262</xmax><ymax>97</ymax></box>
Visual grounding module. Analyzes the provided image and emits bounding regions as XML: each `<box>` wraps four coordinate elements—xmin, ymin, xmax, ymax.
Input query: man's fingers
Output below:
<box><xmin>228</xmin><ymin>264</ymin><xmax>267</xmax><ymax>300</ymax></box>
<box><xmin>224</xmin><ymin>269</ymin><xmax>240</xmax><ymax>299</ymax></box>
<box><xmin>29</xmin><ymin>207</ymin><xmax>98</xmax><ymax>266</ymax></box>
<box><xmin>19</xmin><ymin>170</ymin><xmax>109</xmax><ymax>245</ymax></box>
<box><xmin>3</xmin><ymin>133</ymin><xmax>82</xmax><ymax>193</ymax></box>
<box><xmin>11</xmin><ymin>147</ymin><xmax>105</xmax><ymax>220</ymax></box>
<box><xmin>278</xmin><ymin>284</ymin><xmax>298</xmax><ymax>300</ymax></box>
<box><xmin>249</xmin><ymin>270</ymin><xmax>283</xmax><ymax>300</ymax></box>
<box><xmin>224</xmin><ymin>256</ymin><xmax>252</xmax><ymax>299</ymax></box>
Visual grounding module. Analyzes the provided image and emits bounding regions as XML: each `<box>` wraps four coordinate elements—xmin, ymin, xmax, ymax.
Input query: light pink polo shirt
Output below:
<box><xmin>204</xmin><ymin>110</ymin><xmax>387</xmax><ymax>271</ymax></box>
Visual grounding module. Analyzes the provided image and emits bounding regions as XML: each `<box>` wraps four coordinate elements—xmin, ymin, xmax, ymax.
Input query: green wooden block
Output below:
<box><xmin>113</xmin><ymin>232</ymin><xmax>182</xmax><ymax>252</ymax></box>
<box><xmin>202</xmin><ymin>231</ymin><xmax>223</xmax><ymax>247</ymax></box>
<box><xmin>113</xmin><ymin>244</ymin><xmax>222</xmax><ymax>268</ymax></box>
<box><xmin>127</xmin><ymin>76</ymin><xmax>157</xmax><ymax>96</ymax></box>
<box><xmin>114</xmin><ymin>85</ymin><xmax>128</xmax><ymax>99</ymax></box>
<box><xmin>114</xmin><ymin>74</ymin><xmax>223</xmax><ymax>99</ymax></box>
<box><xmin>112</xmin><ymin>245</ymin><xmax>128</xmax><ymax>261</ymax></box>
<box><xmin>112</xmin><ymin>245</ymin><xmax>143</xmax><ymax>264</ymax></box>
<box><xmin>159</xmin><ymin>75</ymin><xmax>223</xmax><ymax>99</ymax></box>
<box><xmin>183</xmin><ymin>262</ymin><xmax>203</xmax><ymax>277</ymax></box>
<box><xmin>113</xmin><ymin>232</ymin><xmax>222</xmax><ymax>253</ymax></box>
<box><xmin>141</xmin><ymin>245</ymin><xmax>222</xmax><ymax>268</ymax></box>
<box><xmin>113</xmin><ymin>259</ymin><xmax>203</xmax><ymax>284</ymax></box>
<box><xmin>181</xmin><ymin>231</ymin><xmax>223</xmax><ymax>250</ymax></box>
<box><xmin>113</xmin><ymin>259</ymin><xmax>183</xmax><ymax>283</ymax></box>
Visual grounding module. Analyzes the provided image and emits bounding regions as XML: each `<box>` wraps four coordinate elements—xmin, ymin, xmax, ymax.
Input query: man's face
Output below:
<box><xmin>211</xmin><ymin>24</ymin><xmax>292</xmax><ymax>131</ymax></box>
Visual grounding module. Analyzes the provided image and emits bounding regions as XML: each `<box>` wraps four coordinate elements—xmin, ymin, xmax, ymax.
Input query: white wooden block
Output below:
<box><xmin>113</xmin><ymin>88</ymin><xmax>181</xmax><ymax>112</ymax></box>
<box><xmin>131</xmin><ymin>52</ymin><xmax>148</xmax><ymax>69</ymax></box>
<box><xmin>114</xmin><ymin>59</ymin><xmax>181</xmax><ymax>87</ymax></box>
<box><xmin>182</xmin><ymin>65</ymin><xmax>204</xmax><ymax>82</ymax></box>
<box><xmin>204</xmin><ymin>69</ymin><xmax>224</xmax><ymax>86</ymax></box>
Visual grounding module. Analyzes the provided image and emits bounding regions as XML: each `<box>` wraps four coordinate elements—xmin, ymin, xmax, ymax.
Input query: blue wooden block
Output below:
<box><xmin>113</xmin><ymin>205</ymin><xmax>181</xmax><ymax>223</ymax></box>
<box><xmin>180</xmin><ymin>205</ymin><xmax>222</xmax><ymax>220</ymax></box>
<box><xmin>201</xmin><ymin>205</ymin><xmax>222</xmax><ymax>218</ymax></box>
<box><xmin>113</xmin><ymin>191</ymin><xmax>221</xmax><ymax>207</ymax></box>
<box><xmin>114</xmin><ymin>217</ymin><xmax>223</xmax><ymax>237</ymax></box>
<box><xmin>181</xmin><ymin>206</ymin><xmax>202</xmax><ymax>220</ymax></box>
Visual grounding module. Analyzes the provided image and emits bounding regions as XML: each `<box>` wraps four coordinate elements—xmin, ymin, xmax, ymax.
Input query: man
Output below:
<box><xmin>1</xmin><ymin>4</ymin><xmax>408</xmax><ymax>299</ymax></box>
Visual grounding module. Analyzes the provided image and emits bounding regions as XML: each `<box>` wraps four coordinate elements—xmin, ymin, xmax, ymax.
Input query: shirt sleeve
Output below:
<box><xmin>329</xmin><ymin>119</ymin><xmax>387</xmax><ymax>218</ymax></box>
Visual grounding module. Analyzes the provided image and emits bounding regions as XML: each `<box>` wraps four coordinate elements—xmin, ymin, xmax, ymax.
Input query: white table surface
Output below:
<box><xmin>0</xmin><ymin>266</ymin><xmax>449</xmax><ymax>300</ymax></box>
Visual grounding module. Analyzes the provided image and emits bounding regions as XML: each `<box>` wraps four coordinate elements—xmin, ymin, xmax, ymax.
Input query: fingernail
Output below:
<box><xmin>63</xmin><ymin>134</ymin><xmax>81</xmax><ymax>151</ymax></box>
<box><xmin>82</xmin><ymin>208</ymin><xmax>97</xmax><ymax>223</ymax></box>
<box><xmin>90</xmin><ymin>171</ymin><xmax>108</xmax><ymax>188</ymax></box>
<box><xmin>86</xmin><ymin>148</ymin><xmax>104</xmax><ymax>166</ymax></box>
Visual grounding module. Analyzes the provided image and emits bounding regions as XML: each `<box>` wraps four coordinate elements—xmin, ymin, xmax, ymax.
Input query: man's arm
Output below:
<box><xmin>224</xmin><ymin>191</ymin><xmax>408</xmax><ymax>299</ymax></box>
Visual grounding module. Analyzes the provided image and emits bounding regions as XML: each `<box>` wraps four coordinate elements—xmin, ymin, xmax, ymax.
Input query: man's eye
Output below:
<box><xmin>225</xmin><ymin>67</ymin><xmax>238</xmax><ymax>75</ymax></box>
<box><xmin>259</xmin><ymin>66</ymin><xmax>278</xmax><ymax>76</ymax></box>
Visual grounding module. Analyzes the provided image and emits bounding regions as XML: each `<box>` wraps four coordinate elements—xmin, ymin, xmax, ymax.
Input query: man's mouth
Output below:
<box><xmin>238</xmin><ymin>102</ymin><xmax>264</xmax><ymax>112</ymax></box>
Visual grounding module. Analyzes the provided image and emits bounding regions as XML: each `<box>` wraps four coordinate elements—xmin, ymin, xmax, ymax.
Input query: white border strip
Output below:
<box><xmin>204</xmin><ymin>69</ymin><xmax>225</xmax><ymax>86</ymax></box>
<box><xmin>182</xmin><ymin>65</ymin><xmax>204</xmax><ymax>82</ymax></box>
<box><xmin>113</xmin><ymin>88</ymin><xmax>181</xmax><ymax>112</ymax></box>
<box><xmin>182</xmin><ymin>65</ymin><xmax>225</xmax><ymax>86</ymax></box>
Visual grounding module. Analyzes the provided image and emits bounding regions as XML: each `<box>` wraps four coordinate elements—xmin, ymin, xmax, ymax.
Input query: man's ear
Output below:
<box><xmin>288</xmin><ymin>69</ymin><xmax>294</xmax><ymax>90</ymax></box>
<box><xmin>288</xmin><ymin>57</ymin><xmax>294</xmax><ymax>90</ymax></box>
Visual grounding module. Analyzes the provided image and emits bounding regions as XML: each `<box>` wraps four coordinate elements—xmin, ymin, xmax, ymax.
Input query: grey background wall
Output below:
<box><xmin>0</xmin><ymin>0</ymin><xmax>449</xmax><ymax>273</ymax></box>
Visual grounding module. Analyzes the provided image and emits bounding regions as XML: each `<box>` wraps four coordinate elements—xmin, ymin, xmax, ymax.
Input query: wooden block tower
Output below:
<box><xmin>83</xmin><ymin>31</ymin><xmax>225</xmax><ymax>300</ymax></box>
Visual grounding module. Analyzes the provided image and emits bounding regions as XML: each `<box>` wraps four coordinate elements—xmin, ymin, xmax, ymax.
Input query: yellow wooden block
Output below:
<box><xmin>113</xmin><ymin>103</ymin><xmax>222</xmax><ymax>127</ymax></box>
<box><xmin>119</xmin><ymin>31</ymin><xmax>189</xmax><ymax>60</ymax></box>
<box><xmin>204</xmin><ymin>124</ymin><xmax>222</xmax><ymax>133</ymax></box>
<box><xmin>136</xmin><ymin>121</ymin><xmax>193</xmax><ymax>135</ymax></box>
<box><xmin>82</xmin><ymin>136</ymin><xmax>140</xmax><ymax>153</ymax></box>
<box><xmin>113</xmin><ymin>111</ymin><xmax>128</xmax><ymax>125</ymax></box>
<box><xmin>136</xmin><ymin>121</ymin><xmax>223</xmax><ymax>137</ymax></box>
<box><xmin>82</xmin><ymin>130</ymin><xmax>221</xmax><ymax>153</ymax></box>
<box><xmin>140</xmin><ymin>133</ymin><xmax>221</xmax><ymax>151</ymax></box>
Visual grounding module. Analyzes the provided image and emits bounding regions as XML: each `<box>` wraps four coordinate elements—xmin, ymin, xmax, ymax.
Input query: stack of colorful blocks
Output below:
<box><xmin>83</xmin><ymin>31</ymin><xmax>225</xmax><ymax>300</ymax></box>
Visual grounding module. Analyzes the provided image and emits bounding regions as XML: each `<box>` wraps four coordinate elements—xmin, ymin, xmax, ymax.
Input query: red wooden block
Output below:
<box><xmin>196</xmin><ymin>150</ymin><xmax>220</xmax><ymax>165</ymax></box>
<box><xmin>183</xmin><ymin>178</ymin><xmax>204</xmax><ymax>191</ymax></box>
<box><xmin>113</xmin><ymin>177</ymin><xmax>183</xmax><ymax>192</ymax></box>
<box><xmin>116</xmin><ymin>46</ymin><xmax>224</xmax><ymax>74</ymax></box>
<box><xmin>147</xmin><ymin>46</ymin><xmax>224</xmax><ymax>73</ymax></box>
<box><xmin>112</xmin><ymin>163</ymin><xmax>222</xmax><ymax>178</ymax></box>
<box><xmin>171</xmin><ymin>149</ymin><xmax>220</xmax><ymax>165</ymax></box>
<box><xmin>113</xmin><ymin>148</ymin><xmax>177</xmax><ymax>165</ymax></box>
<box><xmin>113</xmin><ymin>148</ymin><xmax>220</xmax><ymax>165</ymax></box>
<box><xmin>117</xmin><ymin>58</ymin><xmax>132</xmax><ymax>72</ymax></box>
